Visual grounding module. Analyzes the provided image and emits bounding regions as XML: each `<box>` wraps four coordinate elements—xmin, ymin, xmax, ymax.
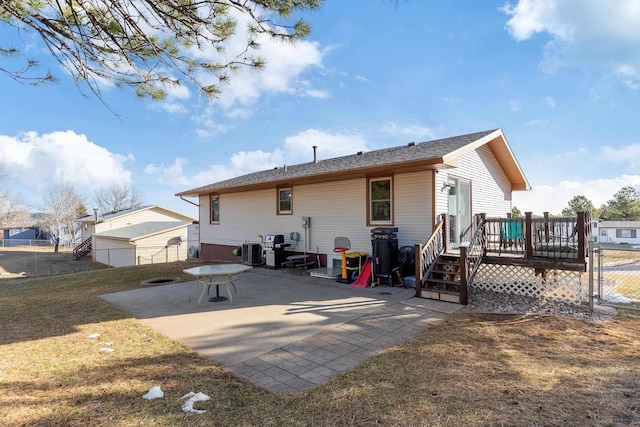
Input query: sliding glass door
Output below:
<box><xmin>448</xmin><ymin>177</ymin><xmax>471</xmax><ymax>247</ymax></box>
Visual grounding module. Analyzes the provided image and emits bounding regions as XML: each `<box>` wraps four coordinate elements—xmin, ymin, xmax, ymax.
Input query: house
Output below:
<box><xmin>1</xmin><ymin>212</ymin><xmax>51</xmax><ymax>246</ymax></box>
<box><xmin>594</xmin><ymin>220</ymin><xmax>640</xmax><ymax>245</ymax></box>
<box><xmin>73</xmin><ymin>205</ymin><xmax>196</xmax><ymax>267</ymax></box>
<box><xmin>175</xmin><ymin>129</ymin><xmax>531</xmax><ymax>271</ymax></box>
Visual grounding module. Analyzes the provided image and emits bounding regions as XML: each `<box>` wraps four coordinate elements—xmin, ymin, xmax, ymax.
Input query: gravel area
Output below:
<box><xmin>459</xmin><ymin>288</ymin><xmax>617</xmax><ymax>322</ymax></box>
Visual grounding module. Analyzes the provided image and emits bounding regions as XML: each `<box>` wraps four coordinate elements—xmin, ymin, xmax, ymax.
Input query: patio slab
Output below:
<box><xmin>100</xmin><ymin>266</ymin><xmax>461</xmax><ymax>394</ymax></box>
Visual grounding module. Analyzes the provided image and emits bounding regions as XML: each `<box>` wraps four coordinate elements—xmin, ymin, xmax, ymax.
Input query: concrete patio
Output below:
<box><xmin>100</xmin><ymin>266</ymin><xmax>462</xmax><ymax>395</ymax></box>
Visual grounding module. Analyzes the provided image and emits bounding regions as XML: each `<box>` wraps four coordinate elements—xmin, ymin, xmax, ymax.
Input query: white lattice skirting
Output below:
<box><xmin>473</xmin><ymin>264</ymin><xmax>587</xmax><ymax>305</ymax></box>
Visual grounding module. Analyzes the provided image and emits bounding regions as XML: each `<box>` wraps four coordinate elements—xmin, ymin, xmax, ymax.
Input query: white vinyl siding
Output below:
<box><xmin>93</xmin><ymin>238</ymin><xmax>135</xmax><ymax>267</ymax></box>
<box><xmin>135</xmin><ymin>229</ymin><xmax>189</xmax><ymax>265</ymax></box>
<box><xmin>394</xmin><ymin>172</ymin><xmax>433</xmax><ymax>246</ymax></box>
<box><xmin>437</xmin><ymin>145</ymin><xmax>512</xmax><ymax>218</ymax></box>
<box><xmin>199</xmin><ymin>172</ymin><xmax>434</xmax><ymax>264</ymax></box>
<box><xmin>95</xmin><ymin>207</ymin><xmax>192</xmax><ymax>233</ymax></box>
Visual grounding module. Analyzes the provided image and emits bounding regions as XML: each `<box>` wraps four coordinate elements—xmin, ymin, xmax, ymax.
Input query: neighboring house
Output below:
<box><xmin>175</xmin><ymin>129</ymin><xmax>531</xmax><ymax>268</ymax></box>
<box><xmin>74</xmin><ymin>205</ymin><xmax>196</xmax><ymax>267</ymax></box>
<box><xmin>1</xmin><ymin>212</ymin><xmax>51</xmax><ymax>246</ymax></box>
<box><xmin>595</xmin><ymin>221</ymin><xmax>640</xmax><ymax>245</ymax></box>
<box><xmin>92</xmin><ymin>221</ymin><xmax>193</xmax><ymax>267</ymax></box>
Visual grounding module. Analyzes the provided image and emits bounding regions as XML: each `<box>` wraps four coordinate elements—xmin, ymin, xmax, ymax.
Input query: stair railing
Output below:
<box><xmin>459</xmin><ymin>217</ymin><xmax>487</xmax><ymax>304</ymax></box>
<box><xmin>73</xmin><ymin>237</ymin><xmax>92</xmax><ymax>260</ymax></box>
<box><xmin>415</xmin><ymin>213</ymin><xmax>447</xmax><ymax>298</ymax></box>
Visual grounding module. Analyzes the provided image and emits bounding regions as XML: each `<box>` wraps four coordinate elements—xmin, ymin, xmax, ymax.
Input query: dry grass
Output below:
<box><xmin>0</xmin><ymin>247</ymin><xmax>107</xmax><ymax>277</ymax></box>
<box><xmin>1</xmin><ymin>262</ymin><xmax>639</xmax><ymax>426</ymax></box>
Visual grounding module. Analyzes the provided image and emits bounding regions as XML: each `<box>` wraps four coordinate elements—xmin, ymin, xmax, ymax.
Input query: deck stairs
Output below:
<box><xmin>419</xmin><ymin>253</ymin><xmax>465</xmax><ymax>304</ymax></box>
<box><xmin>73</xmin><ymin>237</ymin><xmax>92</xmax><ymax>260</ymax></box>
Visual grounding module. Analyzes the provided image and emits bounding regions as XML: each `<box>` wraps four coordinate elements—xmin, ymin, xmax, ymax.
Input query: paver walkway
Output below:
<box><xmin>101</xmin><ymin>267</ymin><xmax>461</xmax><ymax>395</ymax></box>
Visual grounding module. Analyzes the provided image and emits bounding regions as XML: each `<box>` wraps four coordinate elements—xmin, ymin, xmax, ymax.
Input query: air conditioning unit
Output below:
<box><xmin>242</xmin><ymin>243</ymin><xmax>261</xmax><ymax>265</ymax></box>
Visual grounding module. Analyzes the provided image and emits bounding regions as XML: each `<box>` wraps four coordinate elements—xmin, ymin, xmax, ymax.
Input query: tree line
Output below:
<box><xmin>0</xmin><ymin>177</ymin><xmax>144</xmax><ymax>252</ymax></box>
<box><xmin>512</xmin><ymin>186</ymin><xmax>640</xmax><ymax>220</ymax></box>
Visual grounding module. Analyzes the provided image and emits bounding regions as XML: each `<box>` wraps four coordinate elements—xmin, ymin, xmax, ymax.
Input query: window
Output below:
<box><xmin>210</xmin><ymin>195</ymin><xmax>220</xmax><ymax>223</ymax></box>
<box><xmin>369</xmin><ymin>177</ymin><xmax>392</xmax><ymax>224</ymax></box>
<box><xmin>601</xmin><ymin>229</ymin><xmax>607</xmax><ymax>237</ymax></box>
<box><xmin>616</xmin><ymin>229</ymin><xmax>637</xmax><ymax>239</ymax></box>
<box><xmin>278</xmin><ymin>188</ymin><xmax>292</xmax><ymax>214</ymax></box>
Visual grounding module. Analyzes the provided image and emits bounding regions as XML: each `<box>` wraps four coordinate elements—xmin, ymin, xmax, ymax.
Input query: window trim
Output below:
<box><xmin>210</xmin><ymin>195</ymin><xmax>220</xmax><ymax>224</ymax></box>
<box><xmin>367</xmin><ymin>176</ymin><xmax>394</xmax><ymax>226</ymax></box>
<box><xmin>277</xmin><ymin>187</ymin><xmax>293</xmax><ymax>215</ymax></box>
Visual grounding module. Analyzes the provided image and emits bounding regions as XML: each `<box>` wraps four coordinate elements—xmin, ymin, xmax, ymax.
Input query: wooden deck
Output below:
<box><xmin>414</xmin><ymin>212</ymin><xmax>592</xmax><ymax>304</ymax></box>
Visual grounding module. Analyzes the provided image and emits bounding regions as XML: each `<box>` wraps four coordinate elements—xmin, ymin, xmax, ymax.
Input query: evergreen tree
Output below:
<box><xmin>599</xmin><ymin>186</ymin><xmax>640</xmax><ymax>221</ymax></box>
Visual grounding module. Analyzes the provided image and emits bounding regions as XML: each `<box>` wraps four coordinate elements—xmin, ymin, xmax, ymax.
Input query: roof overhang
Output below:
<box><xmin>176</xmin><ymin>158</ymin><xmax>445</xmax><ymax>197</ymax></box>
<box><xmin>443</xmin><ymin>129</ymin><xmax>531</xmax><ymax>191</ymax></box>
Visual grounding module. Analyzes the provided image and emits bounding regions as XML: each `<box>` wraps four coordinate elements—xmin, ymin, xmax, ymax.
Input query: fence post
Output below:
<box><xmin>414</xmin><ymin>243</ymin><xmax>422</xmax><ymax>298</ymax></box>
<box><xmin>588</xmin><ymin>240</ymin><xmax>594</xmax><ymax>310</ymax></box>
<box><xmin>459</xmin><ymin>246</ymin><xmax>468</xmax><ymax>305</ymax></box>
<box><xmin>525</xmin><ymin>212</ymin><xmax>533</xmax><ymax>259</ymax></box>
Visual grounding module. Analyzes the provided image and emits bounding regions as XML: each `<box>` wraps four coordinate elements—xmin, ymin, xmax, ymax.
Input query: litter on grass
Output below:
<box><xmin>181</xmin><ymin>392</ymin><xmax>210</xmax><ymax>414</ymax></box>
<box><xmin>99</xmin><ymin>347</ymin><xmax>114</xmax><ymax>353</ymax></box>
<box><xmin>142</xmin><ymin>386</ymin><xmax>164</xmax><ymax>400</ymax></box>
<box><xmin>86</xmin><ymin>333</ymin><xmax>101</xmax><ymax>339</ymax></box>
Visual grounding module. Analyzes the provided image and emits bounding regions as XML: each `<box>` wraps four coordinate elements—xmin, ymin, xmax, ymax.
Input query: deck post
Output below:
<box><xmin>414</xmin><ymin>243</ymin><xmax>422</xmax><ymax>298</ymax></box>
<box><xmin>525</xmin><ymin>212</ymin><xmax>534</xmax><ymax>259</ymax></box>
<box><xmin>577</xmin><ymin>211</ymin><xmax>586</xmax><ymax>264</ymax></box>
<box><xmin>543</xmin><ymin>212</ymin><xmax>550</xmax><ymax>242</ymax></box>
<box><xmin>479</xmin><ymin>213</ymin><xmax>487</xmax><ymax>256</ymax></box>
<box><xmin>459</xmin><ymin>246</ymin><xmax>468</xmax><ymax>305</ymax></box>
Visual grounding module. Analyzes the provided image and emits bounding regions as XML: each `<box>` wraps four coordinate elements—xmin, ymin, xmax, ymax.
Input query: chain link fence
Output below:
<box><xmin>590</xmin><ymin>242</ymin><xmax>640</xmax><ymax>311</ymax></box>
<box><xmin>0</xmin><ymin>243</ymin><xmax>196</xmax><ymax>277</ymax></box>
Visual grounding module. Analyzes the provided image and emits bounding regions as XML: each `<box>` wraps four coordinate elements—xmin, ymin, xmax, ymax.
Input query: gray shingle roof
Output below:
<box><xmin>77</xmin><ymin>205</ymin><xmax>153</xmax><ymax>222</ymax></box>
<box><xmin>178</xmin><ymin>129</ymin><xmax>498</xmax><ymax>196</ymax></box>
<box><xmin>94</xmin><ymin>221</ymin><xmax>190</xmax><ymax>241</ymax></box>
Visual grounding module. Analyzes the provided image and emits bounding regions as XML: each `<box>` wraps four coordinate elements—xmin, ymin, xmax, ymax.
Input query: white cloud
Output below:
<box><xmin>381</xmin><ymin>123</ymin><xmax>435</xmax><ymax>140</ymax></box>
<box><xmin>601</xmin><ymin>143</ymin><xmax>640</xmax><ymax>168</ymax></box>
<box><xmin>214</xmin><ymin>35</ymin><xmax>324</xmax><ymax>111</ymax></box>
<box><xmin>146</xmin><ymin>129</ymin><xmax>369</xmax><ymax>189</ymax></box>
<box><xmin>508</xmin><ymin>100</ymin><xmax>522</xmax><ymax>111</ymax></box>
<box><xmin>282</xmin><ymin>129</ymin><xmax>368</xmax><ymax>163</ymax></box>
<box><xmin>304</xmin><ymin>89</ymin><xmax>330</xmax><ymax>98</ymax></box>
<box><xmin>523</xmin><ymin>119</ymin><xmax>549</xmax><ymax>126</ymax></box>
<box><xmin>502</xmin><ymin>0</ymin><xmax>640</xmax><ymax>88</ymax></box>
<box><xmin>0</xmin><ymin>131</ymin><xmax>133</xmax><ymax>203</ymax></box>
<box><xmin>512</xmin><ymin>175</ymin><xmax>640</xmax><ymax>215</ymax></box>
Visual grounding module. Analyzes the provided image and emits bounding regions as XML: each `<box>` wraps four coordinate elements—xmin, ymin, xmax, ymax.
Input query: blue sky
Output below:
<box><xmin>1</xmin><ymin>0</ymin><xmax>640</xmax><ymax>219</ymax></box>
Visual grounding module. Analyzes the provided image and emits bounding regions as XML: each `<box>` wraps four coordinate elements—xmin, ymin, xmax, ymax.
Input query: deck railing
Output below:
<box><xmin>72</xmin><ymin>237</ymin><xmax>92</xmax><ymax>260</ymax></box>
<box><xmin>413</xmin><ymin>211</ymin><xmax>592</xmax><ymax>302</ymax></box>
<box><xmin>484</xmin><ymin>211</ymin><xmax>592</xmax><ymax>263</ymax></box>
